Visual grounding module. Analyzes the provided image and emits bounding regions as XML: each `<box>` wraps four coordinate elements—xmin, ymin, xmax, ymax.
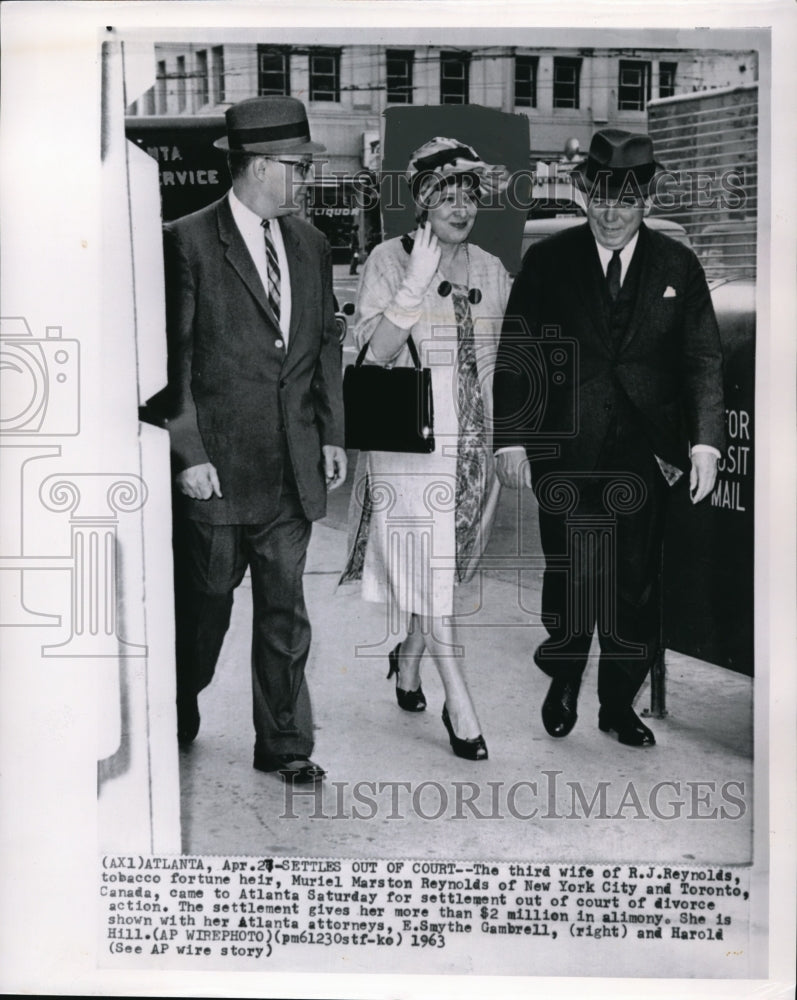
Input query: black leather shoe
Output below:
<box><xmin>441</xmin><ymin>705</ymin><xmax>488</xmax><ymax>760</ymax></box>
<box><xmin>177</xmin><ymin>695</ymin><xmax>200</xmax><ymax>746</ymax></box>
<box><xmin>598</xmin><ymin>707</ymin><xmax>656</xmax><ymax>747</ymax></box>
<box><xmin>541</xmin><ymin>675</ymin><xmax>581</xmax><ymax>737</ymax></box>
<box><xmin>253</xmin><ymin>752</ymin><xmax>326</xmax><ymax>783</ymax></box>
<box><xmin>387</xmin><ymin>643</ymin><xmax>426</xmax><ymax>712</ymax></box>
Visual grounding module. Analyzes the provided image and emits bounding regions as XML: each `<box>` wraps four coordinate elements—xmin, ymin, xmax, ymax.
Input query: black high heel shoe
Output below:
<box><xmin>387</xmin><ymin>643</ymin><xmax>427</xmax><ymax>712</ymax></box>
<box><xmin>442</xmin><ymin>705</ymin><xmax>488</xmax><ymax>760</ymax></box>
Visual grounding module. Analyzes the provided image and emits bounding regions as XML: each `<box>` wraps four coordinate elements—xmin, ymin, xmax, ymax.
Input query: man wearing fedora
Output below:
<box><xmin>158</xmin><ymin>96</ymin><xmax>346</xmax><ymax>783</ymax></box>
<box><xmin>494</xmin><ymin>128</ymin><xmax>725</xmax><ymax>748</ymax></box>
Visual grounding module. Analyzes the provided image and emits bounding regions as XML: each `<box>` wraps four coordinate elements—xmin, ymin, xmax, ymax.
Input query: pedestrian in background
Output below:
<box><xmin>349</xmin><ymin>223</ymin><xmax>361</xmax><ymax>275</ymax></box>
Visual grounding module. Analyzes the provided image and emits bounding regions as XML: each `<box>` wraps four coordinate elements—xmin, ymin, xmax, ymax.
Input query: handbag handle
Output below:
<box><xmin>354</xmin><ymin>333</ymin><xmax>422</xmax><ymax>370</ymax></box>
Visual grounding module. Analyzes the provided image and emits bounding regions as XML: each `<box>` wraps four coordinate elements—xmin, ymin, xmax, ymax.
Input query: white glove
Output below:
<box><xmin>384</xmin><ymin>221</ymin><xmax>441</xmax><ymax>329</ymax></box>
<box><xmin>403</xmin><ymin>221</ymin><xmax>441</xmax><ymax>295</ymax></box>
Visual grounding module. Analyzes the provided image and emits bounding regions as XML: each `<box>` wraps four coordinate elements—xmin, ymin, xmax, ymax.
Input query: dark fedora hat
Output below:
<box><xmin>573</xmin><ymin>128</ymin><xmax>663</xmax><ymax>195</ymax></box>
<box><xmin>213</xmin><ymin>96</ymin><xmax>326</xmax><ymax>154</ymax></box>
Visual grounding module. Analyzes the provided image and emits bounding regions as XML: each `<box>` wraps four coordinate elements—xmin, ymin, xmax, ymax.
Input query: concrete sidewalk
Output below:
<box><xmin>178</xmin><ymin>507</ymin><xmax>753</xmax><ymax>863</ymax></box>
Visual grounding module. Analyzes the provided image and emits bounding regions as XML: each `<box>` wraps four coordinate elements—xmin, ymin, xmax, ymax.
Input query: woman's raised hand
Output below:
<box><xmin>404</xmin><ymin>221</ymin><xmax>441</xmax><ymax>293</ymax></box>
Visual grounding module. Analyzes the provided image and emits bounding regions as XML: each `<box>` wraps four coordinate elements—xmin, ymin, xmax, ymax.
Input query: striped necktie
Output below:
<box><xmin>261</xmin><ymin>218</ymin><xmax>281</xmax><ymax>322</ymax></box>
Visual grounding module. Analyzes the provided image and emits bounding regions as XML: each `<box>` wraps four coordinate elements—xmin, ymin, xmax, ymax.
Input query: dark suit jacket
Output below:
<box><xmin>153</xmin><ymin>195</ymin><xmax>344</xmax><ymax>524</ymax></box>
<box><xmin>493</xmin><ymin>222</ymin><xmax>725</xmax><ymax>474</ymax></box>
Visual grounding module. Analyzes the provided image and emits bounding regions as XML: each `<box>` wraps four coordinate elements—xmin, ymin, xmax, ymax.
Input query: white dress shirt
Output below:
<box><xmin>228</xmin><ymin>189</ymin><xmax>292</xmax><ymax>341</ymax></box>
<box><xmin>594</xmin><ymin>231</ymin><xmax>639</xmax><ymax>286</ymax></box>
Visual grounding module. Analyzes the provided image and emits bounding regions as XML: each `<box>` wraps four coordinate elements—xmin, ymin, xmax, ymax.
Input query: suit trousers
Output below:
<box><xmin>173</xmin><ymin>476</ymin><xmax>314</xmax><ymax>758</ymax></box>
<box><xmin>534</xmin><ymin>415</ymin><xmax>669</xmax><ymax>713</ymax></box>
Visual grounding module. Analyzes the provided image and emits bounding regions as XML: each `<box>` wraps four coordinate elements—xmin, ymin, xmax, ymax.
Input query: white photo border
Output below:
<box><xmin>0</xmin><ymin>1</ymin><xmax>794</xmax><ymax>998</ymax></box>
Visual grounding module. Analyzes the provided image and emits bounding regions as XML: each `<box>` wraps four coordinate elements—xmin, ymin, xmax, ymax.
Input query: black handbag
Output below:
<box><xmin>343</xmin><ymin>334</ymin><xmax>435</xmax><ymax>453</ymax></box>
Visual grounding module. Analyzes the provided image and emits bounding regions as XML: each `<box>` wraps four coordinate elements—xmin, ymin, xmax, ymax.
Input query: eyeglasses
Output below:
<box><xmin>267</xmin><ymin>158</ymin><xmax>315</xmax><ymax>179</ymax></box>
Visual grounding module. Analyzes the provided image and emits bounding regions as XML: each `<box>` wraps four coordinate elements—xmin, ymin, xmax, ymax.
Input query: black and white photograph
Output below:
<box><xmin>0</xmin><ymin>1</ymin><xmax>795</xmax><ymax>997</ymax></box>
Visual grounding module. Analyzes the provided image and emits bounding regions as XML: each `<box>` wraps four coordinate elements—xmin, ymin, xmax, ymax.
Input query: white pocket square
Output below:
<box><xmin>663</xmin><ymin>286</ymin><xmax>677</xmax><ymax>298</ymax></box>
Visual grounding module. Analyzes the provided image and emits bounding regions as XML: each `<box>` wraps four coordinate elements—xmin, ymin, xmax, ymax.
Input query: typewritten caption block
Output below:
<box><xmin>99</xmin><ymin>856</ymin><xmax>752</xmax><ymax>976</ymax></box>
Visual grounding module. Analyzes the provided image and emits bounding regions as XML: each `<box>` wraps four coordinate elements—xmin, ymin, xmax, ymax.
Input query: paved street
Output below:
<box><xmin>333</xmin><ymin>262</ymin><xmax>361</xmax><ymax>306</ymax></box>
<box><xmin>179</xmin><ymin>518</ymin><xmax>753</xmax><ymax>862</ymax></box>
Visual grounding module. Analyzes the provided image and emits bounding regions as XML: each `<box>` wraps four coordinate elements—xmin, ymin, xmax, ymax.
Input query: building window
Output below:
<box><xmin>514</xmin><ymin>55</ymin><xmax>538</xmax><ymax>108</ymax></box>
<box><xmin>386</xmin><ymin>49</ymin><xmax>413</xmax><ymax>103</ymax></box>
<box><xmin>440</xmin><ymin>51</ymin><xmax>470</xmax><ymax>104</ymax></box>
<box><xmin>196</xmin><ymin>50</ymin><xmax>209</xmax><ymax>106</ymax></box>
<box><xmin>176</xmin><ymin>55</ymin><xmax>187</xmax><ymax>113</ymax></box>
<box><xmin>156</xmin><ymin>60</ymin><xmax>167</xmax><ymax>114</ymax></box>
<box><xmin>618</xmin><ymin>60</ymin><xmax>651</xmax><ymax>110</ymax></box>
<box><xmin>309</xmin><ymin>48</ymin><xmax>341</xmax><ymax>102</ymax></box>
<box><xmin>258</xmin><ymin>46</ymin><xmax>291</xmax><ymax>96</ymax></box>
<box><xmin>553</xmin><ymin>57</ymin><xmax>581</xmax><ymax>109</ymax></box>
<box><xmin>212</xmin><ymin>46</ymin><xmax>226</xmax><ymax>103</ymax></box>
<box><xmin>659</xmin><ymin>61</ymin><xmax>677</xmax><ymax>99</ymax></box>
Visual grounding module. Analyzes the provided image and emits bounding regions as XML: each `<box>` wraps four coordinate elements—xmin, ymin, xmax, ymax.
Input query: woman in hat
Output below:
<box><xmin>340</xmin><ymin>137</ymin><xmax>511</xmax><ymax>761</ymax></box>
